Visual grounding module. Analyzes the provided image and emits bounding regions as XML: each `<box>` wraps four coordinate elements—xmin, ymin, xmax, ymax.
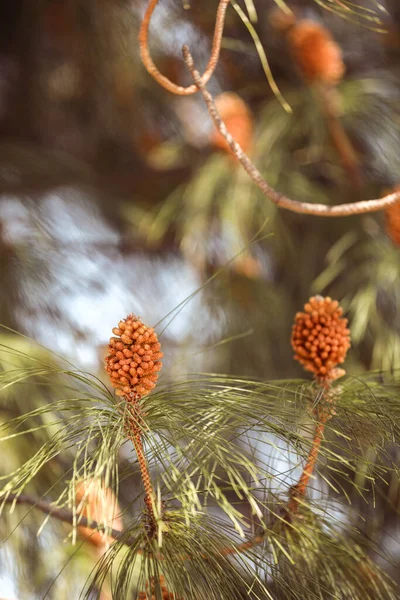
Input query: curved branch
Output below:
<box><xmin>182</xmin><ymin>45</ymin><xmax>400</xmax><ymax>217</ymax></box>
<box><xmin>139</xmin><ymin>0</ymin><xmax>229</xmax><ymax>95</ymax></box>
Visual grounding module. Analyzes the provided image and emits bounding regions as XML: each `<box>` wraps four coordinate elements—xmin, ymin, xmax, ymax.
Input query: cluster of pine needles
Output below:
<box><xmin>0</xmin><ymin>299</ymin><xmax>400</xmax><ymax>599</ymax></box>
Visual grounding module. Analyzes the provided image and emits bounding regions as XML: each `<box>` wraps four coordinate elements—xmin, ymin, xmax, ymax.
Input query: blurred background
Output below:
<box><xmin>1</xmin><ymin>0</ymin><xmax>400</xmax><ymax>597</ymax></box>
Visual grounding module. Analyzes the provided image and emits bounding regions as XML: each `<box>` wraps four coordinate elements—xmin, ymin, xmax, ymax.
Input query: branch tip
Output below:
<box><xmin>182</xmin><ymin>49</ymin><xmax>400</xmax><ymax>217</ymax></box>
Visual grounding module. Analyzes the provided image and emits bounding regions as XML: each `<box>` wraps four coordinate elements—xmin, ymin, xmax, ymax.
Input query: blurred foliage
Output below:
<box><xmin>314</xmin><ymin>226</ymin><xmax>400</xmax><ymax>371</ymax></box>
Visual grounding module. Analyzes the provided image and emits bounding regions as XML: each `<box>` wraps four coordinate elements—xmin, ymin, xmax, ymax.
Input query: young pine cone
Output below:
<box><xmin>105</xmin><ymin>315</ymin><xmax>163</xmax><ymax>400</ymax></box>
<box><xmin>75</xmin><ymin>479</ymin><xmax>122</xmax><ymax>549</ymax></box>
<box><xmin>385</xmin><ymin>191</ymin><xmax>400</xmax><ymax>246</ymax></box>
<box><xmin>291</xmin><ymin>296</ymin><xmax>350</xmax><ymax>380</ymax></box>
<box><xmin>287</xmin><ymin>20</ymin><xmax>345</xmax><ymax>85</ymax></box>
<box><xmin>210</xmin><ymin>92</ymin><xmax>254</xmax><ymax>156</ymax></box>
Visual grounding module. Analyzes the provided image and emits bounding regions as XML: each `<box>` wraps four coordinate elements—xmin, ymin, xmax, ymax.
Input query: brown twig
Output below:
<box><xmin>123</xmin><ymin>403</ymin><xmax>158</xmax><ymax>533</ymax></box>
<box><xmin>131</xmin><ymin>428</ymin><xmax>157</xmax><ymax>527</ymax></box>
<box><xmin>287</xmin><ymin>409</ymin><xmax>330</xmax><ymax>514</ymax></box>
<box><xmin>3</xmin><ymin>490</ymin><xmax>268</xmax><ymax>556</ymax></box>
<box><xmin>182</xmin><ymin>45</ymin><xmax>400</xmax><ymax>217</ymax></box>
<box><xmin>2</xmin><ymin>492</ymin><xmax>131</xmax><ymax>544</ymax></box>
<box><xmin>317</xmin><ymin>85</ymin><xmax>362</xmax><ymax>190</ymax></box>
<box><xmin>221</xmin><ymin>531</ymin><xmax>267</xmax><ymax>555</ymax></box>
<box><xmin>139</xmin><ymin>0</ymin><xmax>230</xmax><ymax>95</ymax></box>
<box><xmin>131</xmin><ymin>432</ymin><xmax>154</xmax><ymax>503</ymax></box>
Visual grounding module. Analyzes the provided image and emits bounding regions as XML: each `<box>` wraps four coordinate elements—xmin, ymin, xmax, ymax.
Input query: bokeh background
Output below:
<box><xmin>1</xmin><ymin>0</ymin><xmax>400</xmax><ymax>597</ymax></box>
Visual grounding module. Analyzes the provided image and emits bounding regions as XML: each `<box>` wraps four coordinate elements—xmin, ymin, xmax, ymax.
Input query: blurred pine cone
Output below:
<box><xmin>210</xmin><ymin>92</ymin><xmax>254</xmax><ymax>156</ymax></box>
<box><xmin>385</xmin><ymin>189</ymin><xmax>400</xmax><ymax>246</ymax></box>
<box><xmin>75</xmin><ymin>479</ymin><xmax>122</xmax><ymax>549</ymax></box>
<box><xmin>287</xmin><ymin>20</ymin><xmax>345</xmax><ymax>85</ymax></box>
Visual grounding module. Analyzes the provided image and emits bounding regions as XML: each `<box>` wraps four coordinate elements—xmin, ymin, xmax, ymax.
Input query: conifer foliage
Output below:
<box><xmin>1</xmin><ymin>298</ymin><xmax>400</xmax><ymax>599</ymax></box>
<box><xmin>1</xmin><ymin>0</ymin><xmax>400</xmax><ymax>599</ymax></box>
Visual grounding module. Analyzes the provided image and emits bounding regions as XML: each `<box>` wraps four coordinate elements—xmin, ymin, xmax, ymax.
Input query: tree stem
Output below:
<box><xmin>131</xmin><ymin>429</ymin><xmax>156</xmax><ymax>523</ymax></box>
<box><xmin>125</xmin><ymin>402</ymin><xmax>157</xmax><ymax>533</ymax></box>
<box><xmin>139</xmin><ymin>0</ymin><xmax>230</xmax><ymax>95</ymax></box>
<box><xmin>3</xmin><ymin>491</ymin><xmax>266</xmax><ymax>556</ymax></box>
<box><xmin>287</xmin><ymin>409</ymin><xmax>330</xmax><ymax>514</ymax></box>
<box><xmin>182</xmin><ymin>45</ymin><xmax>400</xmax><ymax>217</ymax></box>
<box><xmin>2</xmin><ymin>492</ymin><xmax>129</xmax><ymax>544</ymax></box>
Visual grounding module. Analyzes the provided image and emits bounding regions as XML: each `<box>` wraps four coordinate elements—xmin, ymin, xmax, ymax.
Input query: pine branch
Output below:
<box><xmin>129</xmin><ymin>422</ymin><xmax>157</xmax><ymax>531</ymax></box>
<box><xmin>287</xmin><ymin>409</ymin><xmax>330</xmax><ymax>514</ymax></box>
<box><xmin>3</xmin><ymin>492</ymin><xmax>131</xmax><ymax>545</ymax></box>
<box><xmin>181</xmin><ymin>45</ymin><xmax>400</xmax><ymax>217</ymax></box>
<box><xmin>139</xmin><ymin>0</ymin><xmax>230</xmax><ymax>95</ymax></box>
<box><xmin>3</xmin><ymin>491</ymin><xmax>270</xmax><ymax>558</ymax></box>
<box><xmin>317</xmin><ymin>85</ymin><xmax>362</xmax><ymax>190</ymax></box>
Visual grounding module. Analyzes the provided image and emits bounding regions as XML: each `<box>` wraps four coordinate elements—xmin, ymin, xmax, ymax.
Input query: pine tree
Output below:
<box><xmin>1</xmin><ymin>0</ymin><xmax>400</xmax><ymax>598</ymax></box>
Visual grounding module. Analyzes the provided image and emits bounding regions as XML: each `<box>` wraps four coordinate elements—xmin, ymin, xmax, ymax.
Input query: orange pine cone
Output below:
<box><xmin>105</xmin><ymin>315</ymin><xmax>163</xmax><ymax>400</ymax></box>
<box><xmin>75</xmin><ymin>479</ymin><xmax>122</xmax><ymax>548</ymax></box>
<box><xmin>210</xmin><ymin>92</ymin><xmax>254</xmax><ymax>156</ymax></box>
<box><xmin>384</xmin><ymin>188</ymin><xmax>400</xmax><ymax>246</ymax></box>
<box><xmin>287</xmin><ymin>20</ymin><xmax>345</xmax><ymax>85</ymax></box>
<box><xmin>291</xmin><ymin>296</ymin><xmax>350</xmax><ymax>380</ymax></box>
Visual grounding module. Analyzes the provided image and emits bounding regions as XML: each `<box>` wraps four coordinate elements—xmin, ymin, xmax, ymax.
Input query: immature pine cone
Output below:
<box><xmin>211</xmin><ymin>92</ymin><xmax>254</xmax><ymax>156</ymax></box>
<box><xmin>105</xmin><ymin>315</ymin><xmax>163</xmax><ymax>400</ymax></box>
<box><xmin>385</xmin><ymin>192</ymin><xmax>400</xmax><ymax>246</ymax></box>
<box><xmin>75</xmin><ymin>478</ymin><xmax>122</xmax><ymax>549</ymax></box>
<box><xmin>287</xmin><ymin>20</ymin><xmax>345</xmax><ymax>85</ymax></box>
<box><xmin>291</xmin><ymin>296</ymin><xmax>350</xmax><ymax>380</ymax></box>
